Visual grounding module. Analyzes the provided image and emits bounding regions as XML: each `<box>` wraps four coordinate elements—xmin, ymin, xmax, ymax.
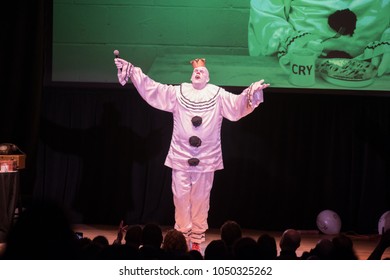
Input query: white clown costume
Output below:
<box><xmin>115</xmin><ymin>57</ymin><xmax>268</xmax><ymax>247</ymax></box>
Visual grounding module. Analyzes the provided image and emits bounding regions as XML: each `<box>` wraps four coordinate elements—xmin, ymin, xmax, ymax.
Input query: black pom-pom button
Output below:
<box><xmin>188</xmin><ymin>158</ymin><xmax>200</xmax><ymax>166</ymax></box>
<box><xmin>189</xmin><ymin>136</ymin><xmax>202</xmax><ymax>147</ymax></box>
<box><xmin>191</xmin><ymin>116</ymin><xmax>202</xmax><ymax>127</ymax></box>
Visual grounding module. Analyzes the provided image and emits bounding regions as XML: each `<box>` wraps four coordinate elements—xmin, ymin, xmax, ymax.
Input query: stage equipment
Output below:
<box><xmin>0</xmin><ymin>143</ymin><xmax>26</xmax><ymax>170</ymax></box>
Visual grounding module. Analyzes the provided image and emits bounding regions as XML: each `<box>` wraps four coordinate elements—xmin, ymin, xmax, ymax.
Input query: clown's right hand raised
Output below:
<box><xmin>114</xmin><ymin>58</ymin><xmax>132</xmax><ymax>86</ymax></box>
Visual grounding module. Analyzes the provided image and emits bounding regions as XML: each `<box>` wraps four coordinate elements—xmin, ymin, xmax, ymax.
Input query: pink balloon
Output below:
<box><xmin>316</xmin><ymin>210</ymin><xmax>342</xmax><ymax>235</ymax></box>
<box><xmin>378</xmin><ymin>211</ymin><xmax>390</xmax><ymax>234</ymax></box>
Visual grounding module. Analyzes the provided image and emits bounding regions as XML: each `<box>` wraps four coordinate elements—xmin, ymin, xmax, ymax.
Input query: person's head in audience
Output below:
<box><xmin>220</xmin><ymin>220</ymin><xmax>242</xmax><ymax>250</ymax></box>
<box><xmin>204</xmin><ymin>239</ymin><xmax>229</xmax><ymax>260</ymax></box>
<box><xmin>309</xmin><ymin>238</ymin><xmax>334</xmax><ymax>260</ymax></box>
<box><xmin>162</xmin><ymin>229</ymin><xmax>188</xmax><ymax>257</ymax></box>
<box><xmin>257</xmin><ymin>233</ymin><xmax>277</xmax><ymax>259</ymax></box>
<box><xmin>79</xmin><ymin>238</ymin><xmax>103</xmax><ymax>259</ymax></box>
<box><xmin>332</xmin><ymin>234</ymin><xmax>358</xmax><ymax>260</ymax></box>
<box><xmin>277</xmin><ymin>228</ymin><xmax>301</xmax><ymax>259</ymax></box>
<box><xmin>2</xmin><ymin>199</ymin><xmax>79</xmax><ymax>259</ymax></box>
<box><xmin>188</xmin><ymin>248</ymin><xmax>204</xmax><ymax>260</ymax></box>
<box><xmin>124</xmin><ymin>225</ymin><xmax>142</xmax><ymax>248</ymax></box>
<box><xmin>92</xmin><ymin>235</ymin><xmax>109</xmax><ymax>247</ymax></box>
<box><xmin>141</xmin><ymin>223</ymin><xmax>163</xmax><ymax>248</ymax></box>
<box><xmin>99</xmin><ymin>243</ymin><xmax>139</xmax><ymax>260</ymax></box>
<box><xmin>232</xmin><ymin>236</ymin><xmax>260</xmax><ymax>259</ymax></box>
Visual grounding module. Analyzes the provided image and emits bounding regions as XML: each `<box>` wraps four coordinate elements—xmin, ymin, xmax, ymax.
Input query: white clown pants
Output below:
<box><xmin>171</xmin><ymin>169</ymin><xmax>214</xmax><ymax>244</ymax></box>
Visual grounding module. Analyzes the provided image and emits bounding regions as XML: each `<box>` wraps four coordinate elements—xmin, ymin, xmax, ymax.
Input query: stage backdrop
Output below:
<box><xmin>52</xmin><ymin>0</ymin><xmax>390</xmax><ymax>92</ymax></box>
<box><xmin>52</xmin><ymin>0</ymin><xmax>249</xmax><ymax>83</ymax></box>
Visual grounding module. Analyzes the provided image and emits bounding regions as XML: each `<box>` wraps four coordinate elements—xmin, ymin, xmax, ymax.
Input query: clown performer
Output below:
<box><xmin>114</xmin><ymin>56</ymin><xmax>269</xmax><ymax>252</ymax></box>
<box><xmin>248</xmin><ymin>0</ymin><xmax>390</xmax><ymax>76</ymax></box>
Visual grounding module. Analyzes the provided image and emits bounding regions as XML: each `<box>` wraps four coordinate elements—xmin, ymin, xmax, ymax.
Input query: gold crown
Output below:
<box><xmin>190</xmin><ymin>58</ymin><xmax>206</xmax><ymax>68</ymax></box>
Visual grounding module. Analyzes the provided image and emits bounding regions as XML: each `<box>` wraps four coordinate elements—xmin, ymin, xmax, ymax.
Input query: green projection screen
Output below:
<box><xmin>52</xmin><ymin>0</ymin><xmax>390</xmax><ymax>92</ymax></box>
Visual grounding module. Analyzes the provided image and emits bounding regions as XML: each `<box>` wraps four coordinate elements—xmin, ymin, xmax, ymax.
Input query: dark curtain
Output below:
<box><xmin>210</xmin><ymin>91</ymin><xmax>390</xmax><ymax>233</ymax></box>
<box><xmin>35</xmin><ymin>85</ymin><xmax>390</xmax><ymax>233</ymax></box>
<box><xmin>35</xmin><ymin>86</ymin><xmax>175</xmax><ymax>226</ymax></box>
<box><xmin>0</xmin><ymin>1</ymin><xmax>47</xmax><ymax>205</ymax></box>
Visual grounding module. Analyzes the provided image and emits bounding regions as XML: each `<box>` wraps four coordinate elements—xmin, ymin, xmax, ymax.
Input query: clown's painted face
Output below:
<box><xmin>191</xmin><ymin>67</ymin><xmax>210</xmax><ymax>89</ymax></box>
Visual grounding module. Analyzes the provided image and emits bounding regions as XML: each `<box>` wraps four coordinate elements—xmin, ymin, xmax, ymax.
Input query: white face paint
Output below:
<box><xmin>191</xmin><ymin>67</ymin><xmax>210</xmax><ymax>90</ymax></box>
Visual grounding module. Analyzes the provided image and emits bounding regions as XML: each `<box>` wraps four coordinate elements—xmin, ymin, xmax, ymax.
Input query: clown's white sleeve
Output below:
<box><xmin>220</xmin><ymin>87</ymin><xmax>263</xmax><ymax>122</ymax></box>
<box><xmin>129</xmin><ymin>67</ymin><xmax>177</xmax><ymax>112</ymax></box>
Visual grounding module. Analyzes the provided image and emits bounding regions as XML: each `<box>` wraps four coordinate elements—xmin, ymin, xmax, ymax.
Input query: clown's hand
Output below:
<box><xmin>247</xmin><ymin>79</ymin><xmax>270</xmax><ymax>108</ymax></box>
<box><xmin>114</xmin><ymin>58</ymin><xmax>133</xmax><ymax>86</ymax></box>
<box><xmin>371</xmin><ymin>51</ymin><xmax>389</xmax><ymax>77</ymax></box>
<box><xmin>252</xmin><ymin>79</ymin><xmax>270</xmax><ymax>92</ymax></box>
<box><xmin>354</xmin><ymin>40</ymin><xmax>390</xmax><ymax>77</ymax></box>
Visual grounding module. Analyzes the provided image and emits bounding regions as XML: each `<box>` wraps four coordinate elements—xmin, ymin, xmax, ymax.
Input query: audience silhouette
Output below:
<box><xmin>301</xmin><ymin>238</ymin><xmax>334</xmax><ymax>260</ymax></box>
<box><xmin>276</xmin><ymin>229</ymin><xmax>301</xmax><ymax>260</ymax></box>
<box><xmin>1</xmin><ymin>202</ymin><xmax>388</xmax><ymax>260</ymax></box>
<box><xmin>1</xmin><ymin>200</ymin><xmax>79</xmax><ymax>259</ymax></box>
<box><xmin>141</xmin><ymin>223</ymin><xmax>163</xmax><ymax>249</ymax></box>
<box><xmin>204</xmin><ymin>239</ymin><xmax>229</xmax><ymax>260</ymax></box>
<box><xmin>220</xmin><ymin>220</ymin><xmax>242</xmax><ymax>258</ymax></box>
<box><xmin>232</xmin><ymin>236</ymin><xmax>261</xmax><ymax>260</ymax></box>
<box><xmin>331</xmin><ymin>233</ymin><xmax>359</xmax><ymax>260</ymax></box>
<box><xmin>139</xmin><ymin>223</ymin><xmax>165</xmax><ymax>260</ymax></box>
<box><xmin>162</xmin><ymin>229</ymin><xmax>188</xmax><ymax>259</ymax></box>
<box><xmin>257</xmin><ymin>233</ymin><xmax>277</xmax><ymax>260</ymax></box>
<box><xmin>368</xmin><ymin>229</ymin><xmax>390</xmax><ymax>260</ymax></box>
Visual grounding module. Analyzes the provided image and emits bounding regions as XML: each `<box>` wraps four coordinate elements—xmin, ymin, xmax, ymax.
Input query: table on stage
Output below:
<box><xmin>0</xmin><ymin>172</ymin><xmax>20</xmax><ymax>243</ymax></box>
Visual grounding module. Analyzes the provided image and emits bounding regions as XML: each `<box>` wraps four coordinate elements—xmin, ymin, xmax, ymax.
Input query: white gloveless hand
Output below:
<box><xmin>371</xmin><ymin>52</ymin><xmax>389</xmax><ymax>77</ymax></box>
<box><xmin>252</xmin><ymin>79</ymin><xmax>270</xmax><ymax>92</ymax></box>
<box><xmin>247</xmin><ymin>79</ymin><xmax>270</xmax><ymax>108</ymax></box>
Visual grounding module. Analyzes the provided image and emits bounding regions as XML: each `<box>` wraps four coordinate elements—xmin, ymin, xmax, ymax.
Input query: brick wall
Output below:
<box><xmin>53</xmin><ymin>0</ymin><xmax>251</xmax><ymax>82</ymax></box>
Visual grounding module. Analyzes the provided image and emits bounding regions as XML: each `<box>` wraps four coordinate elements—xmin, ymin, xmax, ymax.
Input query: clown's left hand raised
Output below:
<box><xmin>252</xmin><ymin>79</ymin><xmax>270</xmax><ymax>92</ymax></box>
<box><xmin>247</xmin><ymin>79</ymin><xmax>270</xmax><ymax>108</ymax></box>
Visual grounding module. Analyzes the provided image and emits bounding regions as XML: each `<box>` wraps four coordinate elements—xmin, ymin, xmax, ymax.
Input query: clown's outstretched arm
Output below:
<box><xmin>114</xmin><ymin>57</ymin><xmax>176</xmax><ymax>112</ymax></box>
<box><xmin>220</xmin><ymin>79</ymin><xmax>270</xmax><ymax>121</ymax></box>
